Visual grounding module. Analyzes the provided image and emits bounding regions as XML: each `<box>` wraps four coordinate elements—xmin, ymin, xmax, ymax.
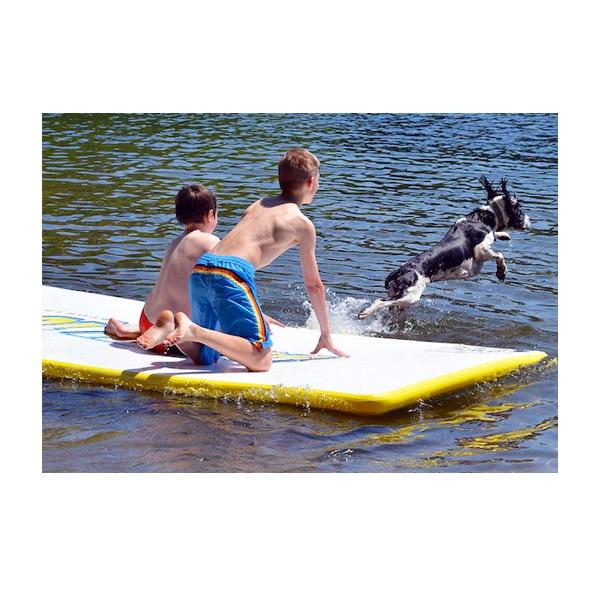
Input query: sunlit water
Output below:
<box><xmin>42</xmin><ymin>113</ymin><xmax>557</xmax><ymax>472</ymax></box>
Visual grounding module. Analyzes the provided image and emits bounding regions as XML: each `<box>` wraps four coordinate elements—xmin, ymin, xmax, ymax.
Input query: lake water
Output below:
<box><xmin>42</xmin><ymin>113</ymin><xmax>558</xmax><ymax>472</ymax></box>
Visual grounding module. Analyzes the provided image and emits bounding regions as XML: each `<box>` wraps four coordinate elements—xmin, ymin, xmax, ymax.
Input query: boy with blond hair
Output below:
<box><xmin>138</xmin><ymin>149</ymin><xmax>348</xmax><ymax>370</ymax></box>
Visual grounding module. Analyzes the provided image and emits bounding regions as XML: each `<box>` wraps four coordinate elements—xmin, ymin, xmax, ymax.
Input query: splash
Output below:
<box><xmin>301</xmin><ymin>291</ymin><xmax>392</xmax><ymax>336</ymax></box>
<box><xmin>300</xmin><ymin>289</ymin><xmax>434</xmax><ymax>338</ymax></box>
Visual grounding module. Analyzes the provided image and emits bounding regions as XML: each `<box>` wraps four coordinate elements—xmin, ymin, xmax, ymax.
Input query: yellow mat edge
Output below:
<box><xmin>42</xmin><ymin>350</ymin><xmax>547</xmax><ymax>416</ymax></box>
<box><xmin>369</xmin><ymin>351</ymin><xmax>548</xmax><ymax>414</ymax></box>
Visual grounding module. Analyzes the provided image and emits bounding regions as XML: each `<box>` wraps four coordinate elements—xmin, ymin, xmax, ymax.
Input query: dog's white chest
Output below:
<box><xmin>474</xmin><ymin>231</ymin><xmax>496</xmax><ymax>259</ymax></box>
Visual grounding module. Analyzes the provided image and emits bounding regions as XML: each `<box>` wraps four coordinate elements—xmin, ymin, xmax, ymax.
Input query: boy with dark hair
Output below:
<box><xmin>137</xmin><ymin>149</ymin><xmax>348</xmax><ymax>370</ymax></box>
<box><xmin>104</xmin><ymin>184</ymin><xmax>220</xmax><ymax>353</ymax></box>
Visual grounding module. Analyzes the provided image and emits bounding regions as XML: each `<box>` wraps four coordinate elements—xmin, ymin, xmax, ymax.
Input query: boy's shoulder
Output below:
<box><xmin>259</xmin><ymin>196</ymin><xmax>309</xmax><ymax>219</ymax></box>
<box><xmin>185</xmin><ymin>229</ymin><xmax>219</xmax><ymax>240</ymax></box>
<box><xmin>189</xmin><ymin>229</ymin><xmax>219</xmax><ymax>242</ymax></box>
<box><xmin>181</xmin><ymin>230</ymin><xmax>220</xmax><ymax>252</ymax></box>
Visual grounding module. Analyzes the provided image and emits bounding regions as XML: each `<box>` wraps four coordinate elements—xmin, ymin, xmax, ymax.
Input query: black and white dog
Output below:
<box><xmin>357</xmin><ymin>177</ymin><xmax>531</xmax><ymax>320</ymax></box>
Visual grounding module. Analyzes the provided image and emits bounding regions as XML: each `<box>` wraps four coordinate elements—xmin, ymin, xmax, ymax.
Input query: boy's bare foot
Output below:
<box><xmin>104</xmin><ymin>317</ymin><xmax>140</xmax><ymax>340</ymax></box>
<box><xmin>165</xmin><ymin>312</ymin><xmax>194</xmax><ymax>346</ymax></box>
<box><xmin>137</xmin><ymin>310</ymin><xmax>176</xmax><ymax>350</ymax></box>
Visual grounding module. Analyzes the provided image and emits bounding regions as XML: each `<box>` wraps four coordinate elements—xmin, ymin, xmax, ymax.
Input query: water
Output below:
<box><xmin>42</xmin><ymin>113</ymin><xmax>558</xmax><ymax>472</ymax></box>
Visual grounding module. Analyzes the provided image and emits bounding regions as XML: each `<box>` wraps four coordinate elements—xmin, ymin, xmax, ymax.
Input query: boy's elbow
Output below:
<box><xmin>305</xmin><ymin>281</ymin><xmax>325</xmax><ymax>295</ymax></box>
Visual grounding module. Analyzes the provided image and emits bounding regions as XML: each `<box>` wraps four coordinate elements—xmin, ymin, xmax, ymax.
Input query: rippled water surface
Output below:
<box><xmin>42</xmin><ymin>113</ymin><xmax>558</xmax><ymax>472</ymax></box>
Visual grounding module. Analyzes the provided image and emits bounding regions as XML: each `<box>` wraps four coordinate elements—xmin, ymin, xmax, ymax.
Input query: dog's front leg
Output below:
<box><xmin>476</xmin><ymin>233</ymin><xmax>508</xmax><ymax>281</ymax></box>
<box><xmin>493</xmin><ymin>251</ymin><xmax>507</xmax><ymax>281</ymax></box>
<box><xmin>480</xmin><ymin>247</ymin><xmax>507</xmax><ymax>281</ymax></box>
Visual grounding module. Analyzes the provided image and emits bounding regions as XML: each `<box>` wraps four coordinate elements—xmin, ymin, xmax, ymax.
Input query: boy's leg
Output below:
<box><xmin>176</xmin><ymin>341</ymin><xmax>203</xmax><ymax>365</ymax></box>
<box><xmin>189</xmin><ymin>279</ymin><xmax>222</xmax><ymax>366</ymax></box>
<box><xmin>167</xmin><ymin>312</ymin><xmax>272</xmax><ymax>372</ymax></box>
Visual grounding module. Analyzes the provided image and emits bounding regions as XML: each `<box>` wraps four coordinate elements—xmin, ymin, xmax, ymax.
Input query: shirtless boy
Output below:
<box><xmin>137</xmin><ymin>148</ymin><xmax>348</xmax><ymax>371</ymax></box>
<box><xmin>104</xmin><ymin>184</ymin><xmax>220</xmax><ymax>354</ymax></box>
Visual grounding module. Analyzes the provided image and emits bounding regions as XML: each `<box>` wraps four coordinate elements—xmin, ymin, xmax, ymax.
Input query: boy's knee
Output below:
<box><xmin>248</xmin><ymin>349</ymin><xmax>272</xmax><ymax>372</ymax></box>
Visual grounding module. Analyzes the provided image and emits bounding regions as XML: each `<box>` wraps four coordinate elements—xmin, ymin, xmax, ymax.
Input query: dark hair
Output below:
<box><xmin>175</xmin><ymin>184</ymin><xmax>217</xmax><ymax>225</ymax></box>
<box><xmin>278</xmin><ymin>148</ymin><xmax>320</xmax><ymax>195</ymax></box>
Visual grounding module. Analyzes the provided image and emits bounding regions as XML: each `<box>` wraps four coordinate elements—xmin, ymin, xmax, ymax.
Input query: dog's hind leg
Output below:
<box><xmin>357</xmin><ymin>278</ymin><xmax>427</xmax><ymax>320</ymax></box>
<box><xmin>357</xmin><ymin>298</ymin><xmax>388</xmax><ymax>320</ymax></box>
<box><xmin>358</xmin><ymin>298</ymin><xmax>413</xmax><ymax>320</ymax></box>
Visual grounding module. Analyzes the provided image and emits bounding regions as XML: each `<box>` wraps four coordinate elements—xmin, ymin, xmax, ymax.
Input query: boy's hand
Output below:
<box><xmin>263</xmin><ymin>314</ymin><xmax>286</xmax><ymax>333</ymax></box>
<box><xmin>311</xmin><ymin>333</ymin><xmax>349</xmax><ymax>358</ymax></box>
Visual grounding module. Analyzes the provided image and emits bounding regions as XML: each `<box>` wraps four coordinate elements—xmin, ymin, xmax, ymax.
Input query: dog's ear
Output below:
<box><xmin>479</xmin><ymin>176</ymin><xmax>497</xmax><ymax>202</ymax></box>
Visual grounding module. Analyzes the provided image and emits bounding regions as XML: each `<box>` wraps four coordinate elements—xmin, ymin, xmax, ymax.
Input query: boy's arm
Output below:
<box><xmin>198</xmin><ymin>233</ymin><xmax>220</xmax><ymax>255</ymax></box>
<box><xmin>297</xmin><ymin>220</ymin><xmax>349</xmax><ymax>358</ymax></box>
<box><xmin>186</xmin><ymin>233</ymin><xmax>220</xmax><ymax>262</ymax></box>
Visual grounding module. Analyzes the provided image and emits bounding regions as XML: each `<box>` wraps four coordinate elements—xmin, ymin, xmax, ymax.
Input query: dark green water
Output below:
<box><xmin>42</xmin><ymin>113</ymin><xmax>557</xmax><ymax>472</ymax></box>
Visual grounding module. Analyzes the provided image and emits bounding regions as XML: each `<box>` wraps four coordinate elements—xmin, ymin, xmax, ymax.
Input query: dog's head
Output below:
<box><xmin>480</xmin><ymin>176</ymin><xmax>531</xmax><ymax>231</ymax></box>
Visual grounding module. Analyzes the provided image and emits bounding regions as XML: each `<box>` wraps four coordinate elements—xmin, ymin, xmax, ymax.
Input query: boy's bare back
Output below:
<box><xmin>212</xmin><ymin>196</ymin><xmax>315</xmax><ymax>270</ymax></box>
<box><xmin>145</xmin><ymin>230</ymin><xmax>219</xmax><ymax>322</ymax></box>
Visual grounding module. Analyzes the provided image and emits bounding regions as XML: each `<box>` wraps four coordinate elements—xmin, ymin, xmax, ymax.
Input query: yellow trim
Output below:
<box><xmin>42</xmin><ymin>351</ymin><xmax>547</xmax><ymax>416</ymax></box>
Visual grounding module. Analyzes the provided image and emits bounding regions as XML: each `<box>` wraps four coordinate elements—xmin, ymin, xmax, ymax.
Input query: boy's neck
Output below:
<box><xmin>183</xmin><ymin>223</ymin><xmax>211</xmax><ymax>234</ymax></box>
<box><xmin>279</xmin><ymin>191</ymin><xmax>312</xmax><ymax>206</ymax></box>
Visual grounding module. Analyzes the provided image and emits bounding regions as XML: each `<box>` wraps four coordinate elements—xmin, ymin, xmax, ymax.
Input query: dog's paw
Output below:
<box><xmin>357</xmin><ymin>299</ymin><xmax>384</xmax><ymax>320</ymax></box>
<box><xmin>496</xmin><ymin>267</ymin><xmax>507</xmax><ymax>281</ymax></box>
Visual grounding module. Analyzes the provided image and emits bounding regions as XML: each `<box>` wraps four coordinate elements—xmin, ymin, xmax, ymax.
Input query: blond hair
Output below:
<box><xmin>278</xmin><ymin>148</ymin><xmax>320</xmax><ymax>195</ymax></box>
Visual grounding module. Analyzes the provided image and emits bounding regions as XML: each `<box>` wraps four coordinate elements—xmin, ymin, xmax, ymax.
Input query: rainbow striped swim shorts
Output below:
<box><xmin>190</xmin><ymin>253</ymin><xmax>272</xmax><ymax>365</ymax></box>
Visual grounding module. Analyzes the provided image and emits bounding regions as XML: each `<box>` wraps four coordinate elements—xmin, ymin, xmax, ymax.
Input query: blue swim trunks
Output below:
<box><xmin>189</xmin><ymin>253</ymin><xmax>272</xmax><ymax>365</ymax></box>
